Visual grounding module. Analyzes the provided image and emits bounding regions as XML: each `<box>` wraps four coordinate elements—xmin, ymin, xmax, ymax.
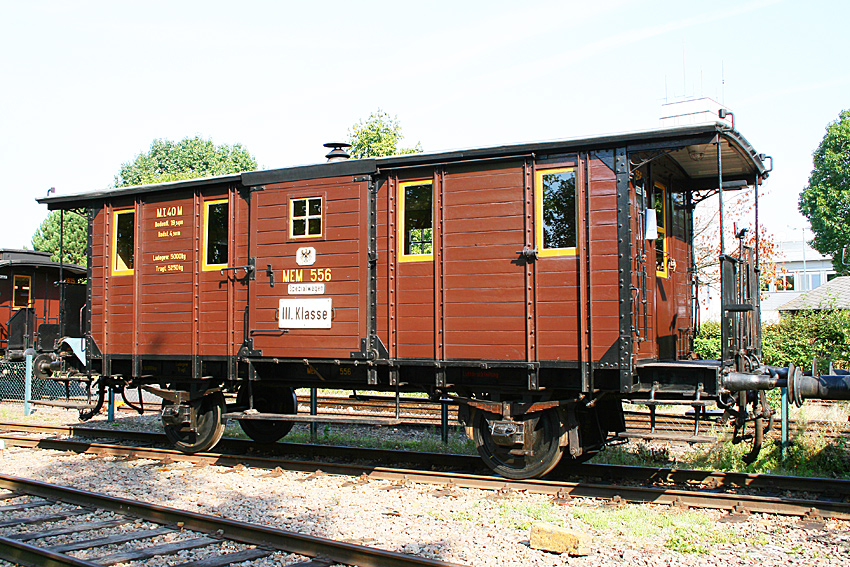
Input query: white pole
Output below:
<box><xmin>802</xmin><ymin>228</ymin><xmax>807</xmax><ymax>290</ymax></box>
<box><xmin>24</xmin><ymin>354</ymin><xmax>32</xmax><ymax>416</ymax></box>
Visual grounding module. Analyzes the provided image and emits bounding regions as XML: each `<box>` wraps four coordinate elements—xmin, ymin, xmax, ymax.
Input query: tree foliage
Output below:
<box><xmin>693</xmin><ymin>187</ymin><xmax>779</xmax><ymax>307</ymax></box>
<box><xmin>32</xmin><ymin>136</ymin><xmax>257</xmax><ymax>264</ymax></box>
<box><xmin>347</xmin><ymin>109</ymin><xmax>422</xmax><ymax>159</ymax></box>
<box><xmin>31</xmin><ymin>210</ymin><xmax>88</xmax><ymax>266</ymax></box>
<box><xmin>115</xmin><ymin>136</ymin><xmax>258</xmax><ymax>187</ymax></box>
<box><xmin>799</xmin><ymin>109</ymin><xmax>850</xmax><ymax>274</ymax></box>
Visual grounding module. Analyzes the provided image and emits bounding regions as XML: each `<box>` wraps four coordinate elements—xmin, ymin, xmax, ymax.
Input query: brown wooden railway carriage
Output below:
<box><xmin>0</xmin><ymin>249</ymin><xmax>86</xmax><ymax>363</ymax></box>
<box><xmin>39</xmin><ymin>123</ymin><xmax>771</xmax><ymax>479</ymax></box>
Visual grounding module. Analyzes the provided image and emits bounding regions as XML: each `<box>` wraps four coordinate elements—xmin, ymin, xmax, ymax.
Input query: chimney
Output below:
<box><xmin>324</xmin><ymin>142</ymin><xmax>351</xmax><ymax>162</ymax></box>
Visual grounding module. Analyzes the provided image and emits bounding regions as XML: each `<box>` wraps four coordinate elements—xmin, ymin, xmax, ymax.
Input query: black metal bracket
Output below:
<box><xmin>221</xmin><ymin>257</ymin><xmax>256</xmax><ymax>280</ymax></box>
<box><xmin>265</xmin><ymin>264</ymin><xmax>275</xmax><ymax>287</ymax></box>
<box><xmin>516</xmin><ymin>246</ymin><xmax>538</xmax><ymax>262</ymax></box>
<box><xmin>250</xmin><ymin>329</ymin><xmax>288</xmax><ymax>337</ymax></box>
<box><xmin>237</xmin><ymin>338</ymin><xmax>261</xmax><ymax>358</ymax></box>
<box><xmin>351</xmin><ymin>337</ymin><xmax>389</xmax><ymax>360</ymax></box>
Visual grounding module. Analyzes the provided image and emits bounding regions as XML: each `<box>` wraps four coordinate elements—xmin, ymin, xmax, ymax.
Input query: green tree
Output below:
<box><xmin>347</xmin><ymin>109</ymin><xmax>422</xmax><ymax>159</ymax></box>
<box><xmin>799</xmin><ymin>109</ymin><xmax>850</xmax><ymax>273</ymax></box>
<box><xmin>31</xmin><ymin>210</ymin><xmax>88</xmax><ymax>266</ymax></box>
<box><xmin>33</xmin><ymin>136</ymin><xmax>257</xmax><ymax>264</ymax></box>
<box><xmin>115</xmin><ymin>136</ymin><xmax>257</xmax><ymax>187</ymax></box>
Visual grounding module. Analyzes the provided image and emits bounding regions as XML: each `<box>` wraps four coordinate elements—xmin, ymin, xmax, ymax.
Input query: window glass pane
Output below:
<box><xmin>404</xmin><ymin>183</ymin><xmax>432</xmax><ymax>255</ymax></box>
<box><xmin>654</xmin><ymin>189</ymin><xmax>666</xmax><ymax>229</ymax></box>
<box><xmin>785</xmin><ymin>275</ymin><xmax>795</xmax><ymax>291</ymax></box>
<box><xmin>811</xmin><ymin>273</ymin><xmax>822</xmax><ymax>289</ymax></box>
<box><xmin>13</xmin><ymin>276</ymin><xmax>30</xmax><ymax>308</ymax></box>
<box><xmin>656</xmin><ymin>238</ymin><xmax>666</xmax><ymax>273</ymax></box>
<box><xmin>291</xmin><ymin>197</ymin><xmax>322</xmax><ymax>238</ymax></box>
<box><xmin>542</xmin><ymin>171</ymin><xmax>576</xmax><ymax>249</ymax></box>
<box><xmin>115</xmin><ymin>211</ymin><xmax>134</xmax><ymax>271</ymax></box>
<box><xmin>308</xmin><ymin>218</ymin><xmax>322</xmax><ymax>235</ymax></box>
<box><xmin>206</xmin><ymin>202</ymin><xmax>228</xmax><ymax>266</ymax></box>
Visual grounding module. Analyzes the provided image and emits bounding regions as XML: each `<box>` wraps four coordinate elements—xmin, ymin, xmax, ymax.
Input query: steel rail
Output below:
<box><xmin>0</xmin><ymin>473</ymin><xmax>467</xmax><ymax>567</ymax></box>
<box><xmin>107</xmin><ymin>396</ymin><xmax>843</xmax><ymax>437</ymax></box>
<box><xmin>3</xmin><ymin>422</ymin><xmax>850</xmax><ymax>497</ymax></box>
<box><xmin>0</xmin><ymin>534</ymin><xmax>102</xmax><ymax>567</ymax></box>
<box><xmin>0</xmin><ymin>422</ymin><xmax>480</xmax><ymax>470</ymax></box>
<box><xmin>3</xmin><ymin>433</ymin><xmax>850</xmax><ymax>520</ymax></box>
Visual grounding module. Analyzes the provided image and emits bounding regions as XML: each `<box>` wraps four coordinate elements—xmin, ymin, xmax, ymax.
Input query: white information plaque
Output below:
<box><xmin>288</xmin><ymin>283</ymin><xmax>325</xmax><ymax>295</ymax></box>
<box><xmin>278</xmin><ymin>297</ymin><xmax>332</xmax><ymax>329</ymax></box>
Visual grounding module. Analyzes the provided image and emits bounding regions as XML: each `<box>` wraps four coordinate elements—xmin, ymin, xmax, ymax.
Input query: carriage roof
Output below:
<box><xmin>38</xmin><ymin>122</ymin><xmax>767</xmax><ymax>209</ymax></box>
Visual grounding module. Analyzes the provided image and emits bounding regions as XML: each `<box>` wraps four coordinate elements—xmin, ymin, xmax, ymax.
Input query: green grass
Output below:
<box><xmin>570</xmin><ymin>505</ymin><xmax>711</xmax><ymax>537</ymax></box>
<box><xmin>226</xmin><ymin>421</ymin><xmax>477</xmax><ymax>455</ymax></box>
<box><xmin>570</xmin><ymin>504</ymin><xmax>758</xmax><ymax>554</ymax></box>
<box><xmin>593</xmin><ymin>431</ymin><xmax>850</xmax><ymax>478</ymax></box>
<box><xmin>497</xmin><ymin>500</ymin><xmax>563</xmax><ymax>530</ymax></box>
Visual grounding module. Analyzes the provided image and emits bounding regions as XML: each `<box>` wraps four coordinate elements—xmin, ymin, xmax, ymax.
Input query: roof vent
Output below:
<box><xmin>324</xmin><ymin>142</ymin><xmax>351</xmax><ymax>162</ymax></box>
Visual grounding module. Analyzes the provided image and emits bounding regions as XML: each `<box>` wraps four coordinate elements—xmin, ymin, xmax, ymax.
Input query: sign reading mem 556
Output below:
<box><xmin>281</xmin><ymin>268</ymin><xmax>332</xmax><ymax>283</ymax></box>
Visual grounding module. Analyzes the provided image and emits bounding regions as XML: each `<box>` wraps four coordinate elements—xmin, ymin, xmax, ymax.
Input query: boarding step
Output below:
<box><xmin>618</xmin><ymin>431</ymin><xmax>716</xmax><ymax>443</ymax></box>
<box><xmin>222</xmin><ymin>412</ymin><xmax>404</xmax><ymax>426</ymax></box>
<box><xmin>29</xmin><ymin>400</ymin><xmax>97</xmax><ymax>410</ymax></box>
<box><xmin>637</xmin><ymin>400</ymin><xmax>713</xmax><ymax>407</ymax></box>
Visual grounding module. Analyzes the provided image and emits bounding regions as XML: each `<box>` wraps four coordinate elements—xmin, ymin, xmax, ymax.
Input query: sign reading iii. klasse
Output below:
<box><xmin>278</xmin><ymin>297</ymin><xmax>333</xmax><ymax>329</ymax></box>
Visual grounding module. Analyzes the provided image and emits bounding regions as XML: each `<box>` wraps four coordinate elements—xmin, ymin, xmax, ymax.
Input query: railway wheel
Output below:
<box><xmin>473</xmin><ymin>408</ymin><xmax>563</xmax><ymax>479</ymax></box>
<box><xmin>237</xmin><ymin>385</ymin><xmax>296</xmax><ymax>444</ymax></box>
<box><xmin>162</xmin><ymin>391</ymin><xmax>225</xmax><ymax>453</ymax></box>
<box><xmin>31</xmin><ymin>353</ymin><xmax>53</xmax><ymax>400</ymax></box>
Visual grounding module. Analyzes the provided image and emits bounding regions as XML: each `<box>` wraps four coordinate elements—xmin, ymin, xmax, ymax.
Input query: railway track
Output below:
<box><xmin>2</xmin><ymin>423</ymin><xmax>850</xmax><ymax>522</ymax></box>
<box><xmin>102</xmin><ymin>394</ymin><xmax>846</xmax><ymax>443</ymax></box>
<box><xmin>0</xmin><ymin>474</ymin><xmax>466</xmax><ymax>567</ymax></box>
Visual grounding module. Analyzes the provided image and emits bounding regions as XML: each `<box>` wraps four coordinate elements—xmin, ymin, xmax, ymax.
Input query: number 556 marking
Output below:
<box><xmin>310</xmin><ymin>268</ymin><xmax>332</xmax><ymax>282</ymax></box>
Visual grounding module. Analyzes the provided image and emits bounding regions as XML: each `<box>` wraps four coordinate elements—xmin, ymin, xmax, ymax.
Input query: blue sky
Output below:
<box><xmin>1</xmin><ymin>0</ymin><xmax>847</xmax><ymax>247</ymax></box>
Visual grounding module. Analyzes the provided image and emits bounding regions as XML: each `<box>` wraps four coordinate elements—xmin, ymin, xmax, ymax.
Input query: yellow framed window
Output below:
<box><xmin>112</xmin><ymin>209</ymin><xmax>135</xmax><ymax>276</ymax></box>
<box><xmin>203</xmin><ymin>198</ymin><xmax>229</xmax><ymax>271</ymax></box>
<box><xmin>398</xmin><ymin>180</ymin><xmax>433</xmax><ymax>262</ymax></box>
<box><xmin>290</xmin><ymin>197</ymin><xmax>323</xmax><ymax>239</ymax></box>
<box><xmin>655</xmin><ymin>182</ymin><xmax>668</xmax><ymax>277</ymax></box>
<box><xmin>12</xmin><ymin>275</ymin><xmax>31</xmax><ymax>309</ymax></box>
<box><xmin>536</xmin><ymin>168</ymin><xmax>577</xmax><ymax>257</ymax></box>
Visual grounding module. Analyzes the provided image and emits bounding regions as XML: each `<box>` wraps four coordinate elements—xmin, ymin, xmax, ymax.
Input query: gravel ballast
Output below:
<box><xmin>1</xmin><ymin>404</ymin><xmax>849</xmax><ymax>566</ymax></box>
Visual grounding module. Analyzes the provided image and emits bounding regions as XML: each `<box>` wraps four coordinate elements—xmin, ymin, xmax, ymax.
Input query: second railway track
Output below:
<box><xmin>0</xmin><ymin>474</ymin><xmax>466</xmax><ymax>567</ymax></box>
<box><xmin>2</xmin><ymin>421</ymin><xmax>850</xmax><ymax>522</ymax></box>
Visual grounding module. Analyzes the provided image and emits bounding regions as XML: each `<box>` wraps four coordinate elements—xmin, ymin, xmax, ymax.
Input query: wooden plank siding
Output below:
<box><xmin>81</xmin><ymin>150</ymin><xmax>698</xmax><ymax>379</ymax></box>
<box><xmin>586</xmin><ymin>155</ymin><xmax>621</xmax><ymax>363</ymax></box>
<box><xmin>440</xmin><ymin>164</ymin><xmax>525</xmax><ymax>361</ymax></box>
<box><xmin>90</xmin><ymin>186</ymin><xmax>246</xmax><ymax>365</ymax></box>
<box><xmin>248</xmin><ymin>176</ymin><xmax>368</xmax><ymax>359</ymax></box>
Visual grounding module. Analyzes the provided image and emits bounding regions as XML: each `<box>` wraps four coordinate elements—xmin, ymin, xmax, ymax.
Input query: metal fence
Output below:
<box><xmin>0</xmin><ymin>358</ymin><xmax>93</xmax><ymax>415</ymax></box>
<box><xmin>0</xmin><ymin>360</ymin><xmax>27</xmax><ymax>404</ymax></box>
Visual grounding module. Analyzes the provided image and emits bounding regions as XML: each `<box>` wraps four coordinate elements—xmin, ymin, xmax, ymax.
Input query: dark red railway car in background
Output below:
<box><xmin>0</xmin><ymin>249</ymin><xmax>86</xmax><ymax>367</ymax></box>
<box><xmin>40</xmin><ymin>123</ymin><xmax>787</xmax><ymax>478</ymax></box>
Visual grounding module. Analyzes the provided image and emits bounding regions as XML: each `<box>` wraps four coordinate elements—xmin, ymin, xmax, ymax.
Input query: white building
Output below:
<box><xmin>761</xmin><ymin>239</ymin><xmax>836</xmax><ymax>321</ymax></box>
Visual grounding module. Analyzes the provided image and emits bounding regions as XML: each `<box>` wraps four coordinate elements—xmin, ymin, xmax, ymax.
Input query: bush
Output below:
<box><xmin>694</xmin><ymin>310</ymin><xmax>850</xmax><ymax>372</ymax></box>
<box><xmin>764</xmin><ymin>310</ymin><xmax>850</xmax><ymax>373</ymax></box>
<box><xmin>693</xmin><ymin>321</ymin><xmax>721</xmax><ymax>359</ymax></box>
